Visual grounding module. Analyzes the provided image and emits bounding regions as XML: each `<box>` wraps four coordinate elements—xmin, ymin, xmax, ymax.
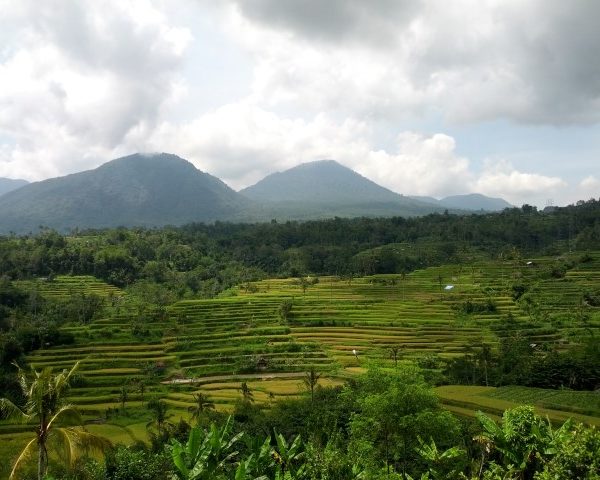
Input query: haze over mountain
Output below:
<box><xmin>410</xmin><ymin>193</ymin><xmax>513</xmax><ymax>211</ymax></box>
<box><xmin>241</xmin><ymin>160</ymin><xmax>405</xmax><ymax>203</ymax></box>
<box><xmin>0</xmin><ymin>154</ymin><xmax>517</xmax><ymax>234</ymax></box>
<box><xmin>440</xmin><ymin>194</ymin><xmax>513</xmax><ymax>211</ymax></box>
<box><xmin>0</xmin><ymin>153</ymin><xmax>245</xmax><ymax>233</ymax></box>
<box><xmin>0</xmin><ymin>178</ymin><xmax>28</xmax><ymax>197</ymax></box>
<box><xmin>240</xmin><ymin>160</ymin><xmax>448</xmax><ymax>218</ymax></box>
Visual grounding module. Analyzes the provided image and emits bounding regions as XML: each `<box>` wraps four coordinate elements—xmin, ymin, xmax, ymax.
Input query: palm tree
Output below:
<box><xmin>302</xmin><ymin>367</ymin><xmax>321</xmax><ymax>403</ymax></box>
<box><xmin>388</xmin><ymin>345</ymin><xmax>403</xmax><ymax>368</ymax></box>
<box><xmin>0</xmin><ymin>361</ymin><xmax>110</xmax><ymax>480</ymax></box>
<box><xmin>137</xmin><ymin>378</ymin><xmax>146</xmax><ymax>401</ymax></box>
<box><xmin>240</xmin><ymin>382</ymin><xmax>254</xmax><ymax>403</ymax></box>
<box><xmin>147</xmin><ymin>398</ymin><xmax>171</xmax><ymax>436</ymax></box>
<box><xmin>119</xmin><ymin>383</ymin><xmax>128</xmax><ymax>410</ymax></box>
<box><xmin>187</xmin><ymin>393</ymin><xmax>215</xmax><ymax>424</ymax></box>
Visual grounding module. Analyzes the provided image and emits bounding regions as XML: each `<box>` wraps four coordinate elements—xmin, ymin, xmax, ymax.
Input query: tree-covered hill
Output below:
<box><xmin>410</xmin><ymin>193</ymin><xmax>514</xmax><ymax>211</ymax></box>
<box><xmin>0</xmin><ymin>153</ymin><xmax>247</xmax><ymax>234</ymax></box>
<box><xmin>240</xmin><ymin>159</ymin><xmax>448</xmax><ymax>218</ymax></box>
<box><xmin>440</xmin><ymin>193</ymin><xmax>513</xmax><ymax>211</ymax></box>
<box><xmin>0</xmin><ymin>178</ymin><xmax>28</xmax><ymax>197</ymax></box>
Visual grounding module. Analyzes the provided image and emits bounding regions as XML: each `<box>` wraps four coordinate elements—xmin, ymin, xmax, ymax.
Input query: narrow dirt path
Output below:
<box><xmin>162</xmin><ymin>371</ymin><xmax>306</xmax><ymax>385</ymax></box>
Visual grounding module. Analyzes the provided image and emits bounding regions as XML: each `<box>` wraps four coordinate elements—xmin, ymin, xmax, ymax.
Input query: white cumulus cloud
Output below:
<box><xmin>0</xmin><ymin>0</ymin><xmax>191</xmax><ymax>180</ymax></box>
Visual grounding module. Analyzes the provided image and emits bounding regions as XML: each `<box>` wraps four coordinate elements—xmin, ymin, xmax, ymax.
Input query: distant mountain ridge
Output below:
<box><xmin>410</xmin><ymin>193</ymin><xmax>513</xmax><ymax>211</ymax></box>
<box><xmin>241</xmin><ymin>160</ymin><xmax>403</xmax><ymax>204</ymax></box>
<box><xmin>0</xmin><ymin>154</ymin><xmax>514</xmax><ymax>234</ymax></box>
<box><xmin>0</xmin><ymin>178</ymin><xmax>28</xmax><ymax>197</ymax></box>
<box><xmin>440</xmin><ymin>193</ymin><xmax>513</xmax><ymax>211</ymax></box>
<box><xmin>239</xmin><ymin>160</ymin><xmax>449</xmax><ymax>218</ymax></box>
<box><xmin>0</xmin><ymin>153</ymin><xmax>245</xmax><ymax>233</ymax></box>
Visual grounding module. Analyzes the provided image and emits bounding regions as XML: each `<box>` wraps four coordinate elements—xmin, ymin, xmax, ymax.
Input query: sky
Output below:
<box><xmin>0</xmin><ymin>0</ymin><xmax>599</xmax><ymax>207</ymax></box>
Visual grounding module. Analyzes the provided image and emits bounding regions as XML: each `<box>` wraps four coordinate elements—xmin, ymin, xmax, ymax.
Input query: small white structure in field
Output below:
<box><xmin>444</xmin><ymin>285</ymin><xmax>454</xmax><ymax>290</ymax></box>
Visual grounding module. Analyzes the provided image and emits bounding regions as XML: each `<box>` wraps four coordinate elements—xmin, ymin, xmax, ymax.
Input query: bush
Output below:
<box><xmin>453</xmin><ymin>299</ymin><xmax>497</xmax><ymax>315</ymax></box>
<box><xmin>583</xmin><ymin>289</ymin><xmax>600</xmax><ymax>306</ymax></box>
<box><xmin>104</xmin><ymin>445</ymin><xmax>171</xmax><ymax>480</ymax></box>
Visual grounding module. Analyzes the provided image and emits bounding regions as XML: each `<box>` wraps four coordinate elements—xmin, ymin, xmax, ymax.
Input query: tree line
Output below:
<box><xmin>0</xmin><ymin>199</ymin><xmax>599</xmax><ymax>286</ymax></box>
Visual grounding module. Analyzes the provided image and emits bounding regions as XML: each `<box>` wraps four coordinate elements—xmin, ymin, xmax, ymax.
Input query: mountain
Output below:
<box><xmin>408</xmin><ymin>193</ymin><xmax>513</xmax><ymax>211</ymax></box>
<box><xmin>0</xmin><ymin>178</ymin><xmax>28</xmax><ymax>197</ymax></box>
<box><xmin>0</xmin><ymin>155</ymin><xmax>511</xmax><ymax>234</ymax></box>
<box><xmin>0</xmin><ymin>153</ymin><xmax>246</xmax><ymax>233</ymax></box>
<box><xmin>239</xmin><ymin>160</ymin><xmax>447</xmax><ymax>218</ymax></box>
<box><xmin>241</xmin><ymin>160</ymin><xmax>403</xmax><ymax>203</ymax></box>
<box><xmin>440</xmin><ymin>193</ymin><xmax>513</xmax><ymax>211</ymax></box>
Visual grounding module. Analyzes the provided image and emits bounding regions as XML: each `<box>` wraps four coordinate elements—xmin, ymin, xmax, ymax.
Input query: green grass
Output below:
<box><xmin>435</xmin><ymin>385</ymin><xmax>600</xmax><ymax>426</ymax></box>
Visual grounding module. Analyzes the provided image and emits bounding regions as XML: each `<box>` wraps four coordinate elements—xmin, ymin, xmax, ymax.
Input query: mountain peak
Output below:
<box><xmin>0</xmin><ymin>177</ymin><xmax>29</xmax><ymax>197</ymax></box>
<box><xmin>240</xmin><ymin>159</ymin><xmax>400</xmax><ymax>204</ymax></box>
<box><xmin>98</xmin><ymin>152</ymin><xmax>198</xmax><ymax>172</ymax></box>
<box><xmin>0</xmin><ymin>153</ymin><xmax>245</xmax><ymax>233</ymax></box>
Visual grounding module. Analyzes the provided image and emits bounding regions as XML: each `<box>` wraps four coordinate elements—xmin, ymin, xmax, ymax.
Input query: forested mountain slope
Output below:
<box><xmin>0</xmin><ymin>178</ymin><xmax>28</xmax><ymax>197</ymax></box>
<box><xmin>0</xmin><ymin>153</ymin><xmax>246</xmax><ymax>233</ymax></box>
<box><xmin>240</xmin><ymin>160</ymin><xmax>448</xmax><ymax>218</ymax></box>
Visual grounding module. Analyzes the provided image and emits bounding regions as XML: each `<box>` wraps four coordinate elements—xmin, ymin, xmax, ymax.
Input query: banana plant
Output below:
<box><xmin>475</xmin><ymin>406</ymin><xmax>552</xmax><ymax>479</ymax></box>
<box><xmin>272</xmin><ymin>431</ymin><xmax>306</xmax><ymax>480</ymax></box>
<box><xmin>415</xmin><ymin>436</ymin><xmax>466</xmax><ymax>480</ymax></box>
<box><xmin>234</xmin><ymin>436</ymin><xmax>273</xmax><ymax>480</ymax></box>
<box><xmin>170</xmin><ymin>416</ymin><xmax>243</xmax><ymax>480</ymax></box>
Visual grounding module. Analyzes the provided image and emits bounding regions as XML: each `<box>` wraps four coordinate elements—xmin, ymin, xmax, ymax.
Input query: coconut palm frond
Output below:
<box><xmin>11</xmin><ymin>362</ymin><xmax>30</xmax><ymax>399</ymax></box>
<box><xmin>0</xmin><ymin>398</ymin><xmax>29</xmax><ymax>423</ymax></box>
<box><xmin>51</xmin><ymin>426</ymin><xmax>111</xmax><ymax>466</ymax></box>
<box><xmin>1</xmin><ymin>361</ymin><xmax>110</xmax><ymax>479</ymax></box>
<box><xmin>47</xmin><ymin>404</ymin><xmax>82</xmax><ymax>429</ymax></box>
<box><xmin>8</xmin><ymin>437</ymin><xmax>37</xmax><ymax>480</ymax></box>
<box><xmin>54</xmin><ymin>362</ymin><xmax>80</xmax><ymax>395</ymax></box>
<box><xmin>52</xmin><ymin>427</ymin><xmax>78</xmax><ymax>467</ymax></box>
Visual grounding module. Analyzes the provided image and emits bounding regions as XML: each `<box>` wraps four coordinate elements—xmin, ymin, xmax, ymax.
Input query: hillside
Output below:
<box><xmin>441</xmin><ymin>193</ymin><xmax>513</xmax><ymax>211</ymax></box>
<box><xmin>1</xmin><ymin>215</ymin><xmax>599</xmax><ymax>478</ymax></box>
<box><xmin>410</xmin><ymin>193</ymin><xmax>513</xmax><ymax>211</ymax></box>
<box><xmin>2</xmin><ymin>252</ymin><xmax>598</xmax><ymax>427</ymax></box>
<box><xmin>240</xmin><ymin>160</ymin><xmax>448</xmax><ymax>217</ymax></box>
<box><xmin>0</xmin><ymin>178</ymin><xmax>28</xmax><ymax>197</ymax></box>
<box><xmin>0</xmin><ymin>153</ymin><xmax>246</xmax><ymax>233</ymax></box>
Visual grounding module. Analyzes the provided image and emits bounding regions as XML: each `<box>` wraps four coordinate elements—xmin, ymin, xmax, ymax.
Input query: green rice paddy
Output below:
<box><xmin>1</xmin><ymin>252</ymin><xmax>599</xmax><ymax>474</ymax></box>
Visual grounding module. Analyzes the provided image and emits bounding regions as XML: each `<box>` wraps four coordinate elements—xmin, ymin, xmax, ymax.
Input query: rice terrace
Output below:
<box><xmin>1</xmin><ymin>212</ymin><xmax>599</xmax><ymax>478</ymax></box>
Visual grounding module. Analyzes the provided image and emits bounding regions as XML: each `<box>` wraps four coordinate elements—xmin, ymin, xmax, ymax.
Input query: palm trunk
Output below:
<box><xmin>38</xmin><ymin>420</ymin><xmax>48</xmax><ymax>480</ymax></box>
<box><xmin>37</xmin><ymin>441</ymin><xmax>47</xmax><ymax>480</ymax></box>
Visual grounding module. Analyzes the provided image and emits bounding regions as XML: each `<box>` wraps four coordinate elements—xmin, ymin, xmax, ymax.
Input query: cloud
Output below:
<box><xmin>351</xmin><ymin>133</ymin><xmax>473</xmax><ymax>197</ymax></box>
<box><xmin>143</xmin><ymin>104</ymin><xmax>566</xmax><ymax>205</ymax></box>
<box><xmin>473</xmin><ymin>159</ymin><xmax>567</xmax><ymax>205</ymax></box>
<box><xmin>227</xmin><ymin>0</ymin><xmax>600</xmax><ymax>125</ymax></box>
<box><xmin>144</xmin><ymin>102</ymin><xmax>371</xmax><ymax>188</ymax></box>
<box><xmin>231</xmin><ymin>0</ymin><xmax>420</xmax><ymax>47</ymax></box>
<box><xmin>580</xmin><ymin>175</ymin><xmax>600</xmax><ymax>190</ymax></box>
<box><xmin>577</xmin><ymin>175</ymin><xmax>600</xmax><ymax>202</ymax></box>
<box><xmin>0</xmin><ymin>0</ymin><xmax>191</xmax><ymax>180</ymax></box>
<box><xmin>0</xmin><ymin>1</ymin><xmax>588</xmax><ymax>209</ymax></box>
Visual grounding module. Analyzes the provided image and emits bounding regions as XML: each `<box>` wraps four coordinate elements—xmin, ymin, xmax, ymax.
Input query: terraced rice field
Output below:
<box><xmin>435</xmin><ymin>385</ymin><xmax>600</xmax><ymax>426</ymax></box>
<box><xmin>15</xmin><ymin>275</ymin><xmax>123</xmax><ymax>299</ymax></box>
<box><xmin>1</xmin><ymin>252</ymin><xmax>599</xmax><ymax>463</ymax></box>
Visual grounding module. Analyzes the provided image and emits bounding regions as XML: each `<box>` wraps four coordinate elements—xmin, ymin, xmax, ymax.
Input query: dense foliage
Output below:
<box><xmin>0</xmin><ymin>199</ymin><xmax>598</xmax><ymax>284</ymax></box>
<box><xmin>1</xmin><ymin>201</ymin><xmax>599</xmax><ymax>479</ymax></box>
<box><xmin>9</xmin><ymin>367</ymin><xmax>597</xmax><ymax>480</ymax></box>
